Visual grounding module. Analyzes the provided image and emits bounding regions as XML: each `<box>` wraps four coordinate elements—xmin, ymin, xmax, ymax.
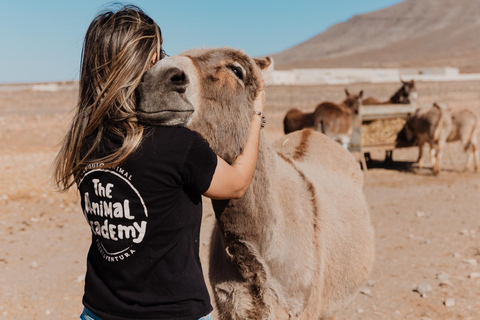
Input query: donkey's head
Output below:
<box><xmin>137</xmin><ymin>47</ymin><xmax>271</xmax><ymax>163</ymax></box>
<box><xmin>392</xmin><ymin>79</ymin><xmax>417</xmax><ymax>104</ymax></box>
<box><xmin>402</xmin><ymin>79</ymin><xmax>417</xmax><ymax>103</ymax></box>
<box><xmin>343</xmin><ymin>89</ymin><xmax>363</xmax><ymax>115</ymax></box>
<box><xmin>396</xmin><ymin>110</ymin><xmax>420</xmax><ymax>146</ymax></box>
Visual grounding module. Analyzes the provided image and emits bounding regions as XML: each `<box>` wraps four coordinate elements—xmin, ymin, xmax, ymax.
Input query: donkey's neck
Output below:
<box><xmin>212</xmin><ymin>135</ymin><xmax>276</xmax><ymax>236</ymax></box>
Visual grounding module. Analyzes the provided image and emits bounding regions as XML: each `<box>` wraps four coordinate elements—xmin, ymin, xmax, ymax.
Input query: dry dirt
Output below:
<box><xmin>0</xmin><ymin>80</ymin><xmax>479</xmax><ymax>320</ymax></box>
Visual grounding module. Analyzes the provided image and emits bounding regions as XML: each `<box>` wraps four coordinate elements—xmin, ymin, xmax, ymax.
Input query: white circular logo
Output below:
<box><xmin>79</xmin><ymin>169</ymin><xmax>148</xmax><ymax>262</ymax></box>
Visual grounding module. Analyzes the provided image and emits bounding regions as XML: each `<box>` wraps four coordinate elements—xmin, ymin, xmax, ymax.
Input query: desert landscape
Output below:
<box><xmin>271</xmin><ymin>0</ymin><xmax>480</xmax><ymax>73</ymax></box>
<box><xmin>0</xmin><ymin>79</ymin><xmax>479</xmax><ymax>320</ymax></box>
<box><xmin>2</xmin><ymin>0</ymin><xmax>480</xmax><ymax>319</ymax></box>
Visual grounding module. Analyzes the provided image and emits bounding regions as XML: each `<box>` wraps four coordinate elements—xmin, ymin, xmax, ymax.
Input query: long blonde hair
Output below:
<box><xmin>54</xmin><ymin>5</ymin><xmax>162</xmax><ymax>191</ymax></box>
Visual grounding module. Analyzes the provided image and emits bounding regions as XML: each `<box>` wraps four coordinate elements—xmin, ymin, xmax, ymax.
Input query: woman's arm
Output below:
<box><xmin>203</xmin><ymin>91</ymin><xmax>265</xmax><ymax>200</ymax></box>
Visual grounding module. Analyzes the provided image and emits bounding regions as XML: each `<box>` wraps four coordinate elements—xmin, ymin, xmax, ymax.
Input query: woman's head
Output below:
<box><xmin>54</xmin><ymin>5</ymin><xmax>162</xmax><ymax>191</ymax></box>
<box><xmin>80</xmin><ymin>5</ymin><xmax>162</xmax><ymax>127</ymax></box>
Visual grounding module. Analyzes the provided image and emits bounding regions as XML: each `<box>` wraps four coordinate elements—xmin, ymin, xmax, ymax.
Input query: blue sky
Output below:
<box><xmin>0</xmin><ymin>0</ymin><xmax>402</xmax><ymax>84</ymax></box>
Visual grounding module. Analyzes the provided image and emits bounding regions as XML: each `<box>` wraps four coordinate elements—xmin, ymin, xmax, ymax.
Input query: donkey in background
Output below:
<box><xmin>312</xmin><ymin>89</ymin><xmax>363</xmax><ymax>149</ymax></box>
<box><xmin>363</xmin><ymin>79</ymin><xmax>417</xmax><ymax>106</ymax></box>
<box><xmin>397</xmin><ymin>103</ymin><xmax>451</xmax><ymax>175</ymax></box>
<box><xmin>362</xmin><ymin>79</ymin><xmax>417</xmax><ymax>162</ymax></box>
<box><xmin>284</xmin><ymin>89</ymin><xmax>363</xmax><ymax>149</ymax></box>
<box><xmin>447</xmin><ymin>108</ymin><xmax>479</xmax><ymax>172</ymax></box>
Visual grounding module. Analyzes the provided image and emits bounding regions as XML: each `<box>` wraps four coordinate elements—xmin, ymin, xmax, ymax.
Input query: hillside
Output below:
<box><xmin>272</xmin><ymin>0</ymin><xmax>480</xmax><ymax>73</ymax></box>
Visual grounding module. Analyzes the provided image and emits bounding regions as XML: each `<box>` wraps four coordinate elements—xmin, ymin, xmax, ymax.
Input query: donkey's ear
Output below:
<box><xmin>254</xmin><ymin>57</ymin><xmax>272</xmax><ymax>70</ymax></box>
<box><xmin>358</xmin><ymin>90</ymin><xmax>364</xmax><ymax>98</ymax></box>
<box><xmin>345</xmin><ymin>88</ymin><xmax>350</xmax><ymax>96</ymax></box>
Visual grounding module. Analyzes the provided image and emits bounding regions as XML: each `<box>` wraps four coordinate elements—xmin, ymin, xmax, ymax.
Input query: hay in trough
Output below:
<box><xmin>361</xmin><ymin>118</ymin><xmax>406</xmax><ymax>146</ymax></box>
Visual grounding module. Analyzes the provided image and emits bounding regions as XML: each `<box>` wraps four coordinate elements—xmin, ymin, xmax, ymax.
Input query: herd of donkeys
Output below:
<box><xmin>282</xmin><ymin>79</ymin><xmax>479</xmax><ymax>175</ymax></box>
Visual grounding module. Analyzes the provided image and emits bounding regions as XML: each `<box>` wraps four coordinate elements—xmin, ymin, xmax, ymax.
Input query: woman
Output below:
<box><xmin>53</xmin><ymin>5</ymin><xmax>265</xmax><ymax>320</ymax></box>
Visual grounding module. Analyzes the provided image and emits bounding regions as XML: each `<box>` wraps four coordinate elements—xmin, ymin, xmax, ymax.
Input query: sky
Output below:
<box><xmin>0</xmin><ymin>0</ymin><xmax>403</xmax><ymax>84</ymax></box>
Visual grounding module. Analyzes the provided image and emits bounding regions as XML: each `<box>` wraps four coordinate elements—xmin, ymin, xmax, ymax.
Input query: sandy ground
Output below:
<box><xmin>0</xmin><ymin>80</ymin><xmax>479</xmax><ymax>320</ymax></box>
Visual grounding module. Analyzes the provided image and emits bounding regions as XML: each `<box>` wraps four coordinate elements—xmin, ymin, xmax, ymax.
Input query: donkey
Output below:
<box><xmin>137</xmin><ymin>47</ymin><xmax>375</xmax><ymax>320</ymax></box>
<box><xmin>397</xmin><ymin>103</ymin><xmax>452</xmax><ymax>175</ymax></box>
<box><xmin>283</xmin><ymin>89</ymin><xmax>363</xmax><ymax>142</ymax></box>
<box><xmin>447</xmin><ymin>109</ymin><xmax>479</xmax><ymax>172</ymax></box>
<box><xmin>363</xmin><ymin>79</ymin><xmax>417</xmax><ymax>162</ymax></box>
<box><xmin>312</xmin><ymin>89</ymin><xmax>363</xmax><ymax>149</ymax></box>
<box><xmin>363</xmin><ymin>79</ymin><xmax>417</xmax><ymax>106</ymax></box>
<box><xmin>283</xmin><ymin>108</ymin><xmax>315</xmax><ymax>134</ymax></box>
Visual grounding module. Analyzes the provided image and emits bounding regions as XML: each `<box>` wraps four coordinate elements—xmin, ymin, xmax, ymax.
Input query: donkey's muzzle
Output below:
<box><xmin>136</xmin><ymin>58</ymin><xmax>195</xmax><ymax>127</ymax></box>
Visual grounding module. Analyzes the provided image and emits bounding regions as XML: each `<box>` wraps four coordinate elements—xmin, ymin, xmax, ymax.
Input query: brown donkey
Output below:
<box><xmin>397</xmin><ymin>103</ymin><xmax>452</xmax><ymax>175</ymax></box>
<box><xmin>283</xmin><ymin>89</ymin><xmax>363</xmax><ymax>144</ymax></box>
<box><xmin>362</xmin><ymin>79</ymin><xmax>417</xmax><ymax>162</ymax></box>
<box><xmin>312</xmin><ymin>89</ymin><xmax>363</xmax><ymax>149</ymax></box>
<box><xmin>137</xmin><ymin>48</ymin><xmax>374</xmax><ymax>320</ymax></box>
<box><xmin>283</xmin><ymin>108</ymin><xmax>315</xmax><ymax>134</ymax></box>
<box><xmin>363</xmin><ymin>79</ymin><xmax>417</xmax><ymax>105</ymax></box>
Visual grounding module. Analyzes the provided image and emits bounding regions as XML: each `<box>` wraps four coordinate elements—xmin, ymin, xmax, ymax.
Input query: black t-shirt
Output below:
<box><xmin>77</xmin><ymin>126</ymin><xmax>217</xmax><ymax>320</ymax></box>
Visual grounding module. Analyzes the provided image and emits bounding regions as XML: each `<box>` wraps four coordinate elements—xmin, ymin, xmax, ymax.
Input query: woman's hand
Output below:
<box><xmin>254</xmin><ymin>90</ymin><xmax>265</xmax><ymax>114</ymax></box>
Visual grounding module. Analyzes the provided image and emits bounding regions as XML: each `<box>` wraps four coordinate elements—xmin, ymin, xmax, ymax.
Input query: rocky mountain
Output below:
<box><xmin>272</xmin><ymin>0</ymin><xmax>480</xmax><ymax>72</ymax></box>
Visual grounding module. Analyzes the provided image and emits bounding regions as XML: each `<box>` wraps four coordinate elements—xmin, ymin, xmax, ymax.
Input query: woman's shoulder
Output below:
<box><xmin>147</xmin><ymin>125</ymin><xmax>201</xmax><ymax>141</ymax></box>
<box><xmin>144</xmin><ymin>126</ymin><xmax>208</xmax><ymax>151</ymax></box>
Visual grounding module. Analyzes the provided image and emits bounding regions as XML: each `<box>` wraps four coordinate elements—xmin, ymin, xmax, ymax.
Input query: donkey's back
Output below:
<box><xmin>272</xmin><ymin>129</ymin><xmax>374</xmax><ymax>318</ymax></box>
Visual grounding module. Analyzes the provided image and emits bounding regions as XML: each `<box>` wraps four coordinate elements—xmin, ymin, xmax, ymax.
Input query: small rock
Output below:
<box><xmin>453</xmin><ymin>252</ymin><xmax>461</xmax><ymax>258</ymax></box>
<box><xmin>468</xmin><ymin>272</ymin><xmax>480</xmax><ymax>279</ymax></box>
<box><xmin>424</xmin><ymin>239</ymin><xmax>431</xmax><ymax>244</ymax></box>
<box><xmin>444</xmin><ymin>298</ymin><xmax>455</xmax><ymax>307</ymax></box>
<box><xmin>414</xmin><ymin>283</ymin><xmax>432</xmax><ymax>297</ymax></box>
<box><xmin>30</xmin><ymin>261</ymin><xmax>38</xmax><ymax>269</ymax></box>
<box><xmin>460</xmin><ymin>229</ymin><xmax>469</xmax><ymax>236</ymax></box>
<box><xmin>360</xmin><ymin>288</ymin><xmax>372</xmax><ymax>296</ymax></box>
<box><xmin>439</xmin><ymin>280</ymin><xmax>454</xmax><ymax>287</ymax></box>
<box><xmin>437</xmin><ymin>272</ymin><xmax>450</xmax><ymax>281</ymax></box>
<box><xmin>45</xmin><ymin>309</ymin><xmax>51</xmax><ymax>315</ymax></box>
<box><xmin>356</xmin><ymin>308</ymin><xmax>364</xmax><ymax>314</ymax></box>
<box><xmin>463</xmin><ymin>259</ymin><xmax>478</xmax><ymax>266</ymax></box>
<box><xmin>0</xmin><ymin>194</ymin><xmax>9</xmax><ymax>200</ymax></box>
<box><xmin>366</xmin><ymin>280</ymin><xmax>376</xmax><ymax>287</ymax></box>
<box><xmin>416</xmin><ymin>211</ymin><xmax>426</xmax><ymax>217</ymax></box>
<box><xmin>74</xmin><ymin>275</ymin><xmax>84</xmax><ymax>283</ymax></box>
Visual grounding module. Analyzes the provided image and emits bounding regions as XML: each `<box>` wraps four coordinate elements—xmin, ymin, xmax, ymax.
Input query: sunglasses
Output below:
<box><xmin>160</xmin><ymin>49</ymin><xmax>169</xmax><ymax>60</ymax></box>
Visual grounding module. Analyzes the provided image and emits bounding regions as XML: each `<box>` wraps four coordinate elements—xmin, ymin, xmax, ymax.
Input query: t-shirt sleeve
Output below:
<box><xmin>183</xmin><ymin>132</ymin><xmax>218</xmax><ymax>194</ymax></box>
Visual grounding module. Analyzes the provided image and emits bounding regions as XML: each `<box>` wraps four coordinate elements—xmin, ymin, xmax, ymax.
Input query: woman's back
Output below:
<box><xmin>78</xmin><ymin>126</ymin><xmax>216</xmax><ymax>319</ymax></box>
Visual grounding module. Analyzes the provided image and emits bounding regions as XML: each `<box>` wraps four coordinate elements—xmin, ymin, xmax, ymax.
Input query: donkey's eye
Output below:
<box><xmin>227</xmin><ymin>65</ymin><xmax>244</xmax><ymax>81</ymax></box>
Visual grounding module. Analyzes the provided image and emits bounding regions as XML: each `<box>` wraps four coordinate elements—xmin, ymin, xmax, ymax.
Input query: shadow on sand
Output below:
<box><xmin>364</xmin><ymin>159</ymin><xmax>461</xmax><ymax>176</ymax></box>
<box><xmin>365</xmin><ymin>159</ymin><xmax>417</xmax><ymax>173</ymax></box>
